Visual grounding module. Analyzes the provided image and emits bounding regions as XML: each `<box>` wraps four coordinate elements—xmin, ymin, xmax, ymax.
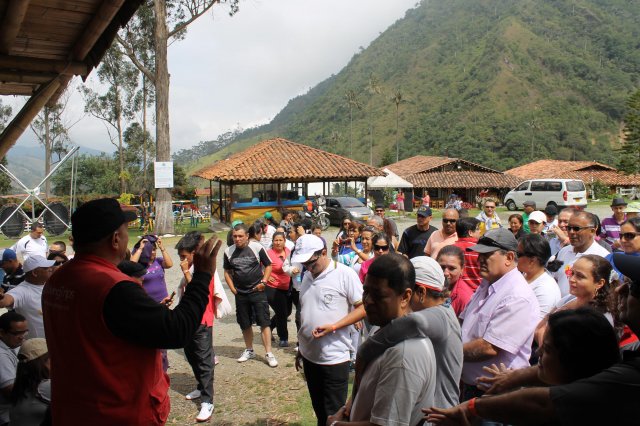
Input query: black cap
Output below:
<box><xmin>611</xmin><ymin>197</ymin><xmax>628</xmax><ymax>207</ymax></box>
<box><xmin>417</xmin><ymin>206</ymin><xmax>433</xmax><ymax>217</ymax></box>
<box><xmin>544</xmin><ymin>204</ymin><xmax>558</xmax><ymax>216</ymax></box>
<box><xmin>612</xmin><ymin>254</ymin><xmax>640</xmax><ymax>285</ymax></box>
<box><xmin>71</xmin><ymin>198</ymin><xmax>138</xmax><ymax>244</ymax></box>
<box><xmin>117</xmin><ymin>260</ymin><xmax>148</xmax><ymax>278</ymax></box>
<box><xmin>523</xmin><ymin>201</ymin><xmax>536</xmax><ymax>207</ymax></box>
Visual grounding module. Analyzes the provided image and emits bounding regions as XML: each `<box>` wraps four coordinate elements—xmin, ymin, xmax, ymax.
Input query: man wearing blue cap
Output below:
<box><xmin>0</xmin><ymin>249</ymin><xmax>24</xmax><ymax>292</ymax></box>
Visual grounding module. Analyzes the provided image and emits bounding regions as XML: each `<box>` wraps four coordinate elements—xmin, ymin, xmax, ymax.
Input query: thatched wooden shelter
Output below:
<box><xmin>0</xmin><ymin>0</ymin><xmax>143</xmax><ymax>158</ymax></box>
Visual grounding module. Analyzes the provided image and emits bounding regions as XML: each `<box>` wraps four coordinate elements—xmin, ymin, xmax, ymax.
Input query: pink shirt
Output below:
<box><xmin>266</xmin><ymin>248</ymin><xmax>291</xmax><ymax>290</ymax></box>
<box><xmin>424</xmin><ymin>230</ymin><xmax>458</xmax><ymax>258</ymax></box>
<box><xmin>459</xmin><ymin>268</ymin><xmax>539</xmax><ymax>385</ymax></box>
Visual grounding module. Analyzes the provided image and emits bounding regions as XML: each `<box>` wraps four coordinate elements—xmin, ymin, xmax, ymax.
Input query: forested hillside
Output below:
<box><xmin>181</xmin><ymin>0</ymin><xmax>640</xmax><ymax>171</ymax></box>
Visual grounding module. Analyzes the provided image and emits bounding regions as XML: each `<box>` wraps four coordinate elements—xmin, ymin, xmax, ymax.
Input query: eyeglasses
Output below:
<box><xmin>442</xmin><ymin>219</ymin><xmax>457</xmax><ymax>224</ymax></box>
<box><xmin>374</xmin><ymin>244</ymin><xmax>389</xmax><ymax>251</ymax></box>
<box><xmin>302</xmin><ymin>256</ymin><xmax>320</xmax><ymax>268</ymax></box>
<box><xmin>621</xmin><ymin>232</ymin><xmax>640</xmax><ymax>241</ymax></box>
<box><xmin>567</xmin><ymin>225</ymin><xmax>593</xmax><ymax>233</ymax></box>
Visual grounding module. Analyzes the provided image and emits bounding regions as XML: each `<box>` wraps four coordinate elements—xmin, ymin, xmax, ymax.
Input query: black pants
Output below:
<box><xmin>184</xmin><ymin>324</ymin><xmax>214</xmax><ymax>404</ymax></box>
<box><xmin>302</xmin><ymin>357</ymin><xmax>350</xmax><ymax>426</ymax></box>
<box><xmin>287</xmin><ymin>288</ymin><xmax>301</xmax><ymax>332</ymax></box>
<box><xmin>266</xmin><ymin>285</ymin><xmax>290</xmax><ymax>341</ymax></box>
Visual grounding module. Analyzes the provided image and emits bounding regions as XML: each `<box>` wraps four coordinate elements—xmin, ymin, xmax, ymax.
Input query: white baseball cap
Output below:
<box><xmin>291</xmin><ymin>235</ymin><xmax>325</xmax><ymax>264</ymax></box>
<box><xmin>23</xmin><ymin>256</ymin><xmax>56</xmax><ymax>273</ymax></box>
<box><xmin>528</xmin><ymin>211</ymin><xmax>547</xmax><ymax>224</ymax></box>
<box><xmin>411</xmin><ymin>256</ymin><xmax>445</xmax><ymax>291</ymax></box>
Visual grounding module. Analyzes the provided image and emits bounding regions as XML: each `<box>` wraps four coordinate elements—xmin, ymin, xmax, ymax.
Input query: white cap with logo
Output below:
<box><xmin>291</xmin><ymin>235</ymin><xmax>325</xmax><ymax>264</ymax></box>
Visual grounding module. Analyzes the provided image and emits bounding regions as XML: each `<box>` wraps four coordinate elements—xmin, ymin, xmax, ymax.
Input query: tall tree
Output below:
<box><xmin>30</xmin><ymin>90</ymin><xmax>81</xmax><ymax>198</ymax></box>
<box><xmin>366</xmin><ymin>74</ymin><xmax>383</xmax><ymax>165</ymax></box>
<box><xmin>618</xmin><ymin>89</ymin><xmax>640</xmax><ymax>175</ymax></box>
<box><xmin>123</xmin><ymin>122</ymin><xmax>156</xmax><ymax>193</ymax></box>
<box><xmin>81</xmin><ymin>45</ymin><xmax>139</xmax><ymax>194</ymax></box>
<box><xmin>391</xmin><ymin>90</ymin><xmax>409</xmax><ymax>162</ymax></box>
<box><xmin>117</xmin><ymin>0</ymin><xmax>240</xmax><ymax>234</ymax></box>
<box><xmin>0</xmin><ymin>101</ymin><xmax>12</xmax><ymax>193</ymax></box>
<box><xmin>344</xmin><ymin>90</ymin><xmax>362</xmax><ymax>158</ymax></box>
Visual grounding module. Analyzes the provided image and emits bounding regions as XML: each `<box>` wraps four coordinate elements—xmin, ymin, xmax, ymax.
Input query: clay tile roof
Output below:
<box><xmin>192</xmin><ymin>138</ymin><xmax>385</xmax><ymax>182</ymax></box>
<box><xmin>506</xmin><ymin>160</ymin><xmax>640</xmax><ymax>186</ymax></box>
<box><xmin>386</xmin><ymin>155</ymin><xmax>499</xmax><ymax>176</ymax></box>
<box><xmin>406</xmin><ymin>171</ymin><xmax>522</xmax><ymax>189</ymax></box>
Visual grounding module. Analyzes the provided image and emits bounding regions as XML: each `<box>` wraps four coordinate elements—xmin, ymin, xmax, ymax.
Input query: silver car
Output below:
<box><xmin>325</xmin><ymin>197</ymin><xmax>373</xmax><ymax>226</ymax></box>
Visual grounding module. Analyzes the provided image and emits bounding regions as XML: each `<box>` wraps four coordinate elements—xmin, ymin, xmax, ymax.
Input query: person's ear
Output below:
<box><xmin>402</xmin><ymin>288</ymin><xmax>412</xmax><ymax>307</ymax></box>
<box><xmin>505</xmin><ymin>251</ymin><xmax>516</xmax><ymax>266</ymax></box>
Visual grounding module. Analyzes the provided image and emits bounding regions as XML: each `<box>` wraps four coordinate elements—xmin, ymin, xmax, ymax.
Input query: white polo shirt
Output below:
<box><xmin>552</xmin><ymin>241</ymin><xmax>610</xmax><ymax>297</ymax></box>
<box><xmin>298</xmin><ymin>260</ymin><xmax>363</xmax><ymax>365</ymax></box>
<box><xmin>7</xmin><ymin>281</ymin><xmax>45</xmax><ymax>339</ymax></box>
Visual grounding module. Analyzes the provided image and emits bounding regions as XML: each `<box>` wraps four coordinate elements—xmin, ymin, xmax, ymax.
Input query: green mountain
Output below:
<box><xmin>183</xmin><ymin>0</ymin><xmax>640</xmax><ymax>172</ymax></box>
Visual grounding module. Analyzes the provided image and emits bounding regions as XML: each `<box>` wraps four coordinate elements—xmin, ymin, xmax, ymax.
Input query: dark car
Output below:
<box><xmin>325</xmin><ymin>197</ymin><xmax>373</xmax><ymax>226</ymax></box>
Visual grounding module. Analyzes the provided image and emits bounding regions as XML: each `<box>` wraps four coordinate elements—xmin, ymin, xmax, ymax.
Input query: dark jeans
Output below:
<box><xmin>266</xmin><ymin>285</ymin><xmax>290</xmax><ymax>341</ymax></box>
<box><xmin>302</xmin><ymin>358</ymin><xmax>350</xmax><ymax>426</ymax></box>
<box><xmin>184</xmin><ymin>324</ymin><xmax>214</xmax><ymax>404</ymax></box>
<box><xmin>287</xmin><ymin>288</ymin><xmax>301</xmax><ymax>332</ymax></box>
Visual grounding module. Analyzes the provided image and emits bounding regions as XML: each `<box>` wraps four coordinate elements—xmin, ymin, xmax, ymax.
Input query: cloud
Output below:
<box><xmin>7</xmin><ymin>0</ymin><xmax>416</xmax><ymax>154</ymax></box>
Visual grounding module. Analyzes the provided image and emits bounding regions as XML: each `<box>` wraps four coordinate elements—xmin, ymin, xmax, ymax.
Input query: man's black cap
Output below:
<box><xmin>117</xmin><ymin>260</ymin><xmax>148</xmax><ymax>278</ymax></box>
<box><xmin>71</xmin><ymin>198</ymin><xmax>138</xmax><ymax>244</ymax></box>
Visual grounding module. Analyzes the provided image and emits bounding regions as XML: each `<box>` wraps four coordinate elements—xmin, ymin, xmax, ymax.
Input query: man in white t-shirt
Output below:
<box><xmin>0</xmin><ymin>311</ymin><xmax>27</xmax><ymax>425</ymax></box>
<box><xmin>293</xmin><ymin>235</ymin><xmax>365</xmax><ymax>426</ymax></box>
<box><xmin>551</xmin><ymin>211</ymin><xmax>610</xmax><ymax>296</ymax></box>
<box><xmin>0</xmin><ymin>256</ymin><xmax>55</xmax><ymax>339</ymax></box>
<box><xmin>11</xmin><ymin>223</ymin><xmax>47</xmax><ymax>262</ymax></box>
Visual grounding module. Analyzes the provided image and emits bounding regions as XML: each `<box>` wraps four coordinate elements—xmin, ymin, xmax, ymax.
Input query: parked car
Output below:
<box><xmin>325</xmin><ymin>196</ymin><xmax>373</xmax><ymax>226</ymax></box>
<box><xmin>503</xmin><ymin>179</ymin><xmax>587</xmax><ymax>211</ymax></box>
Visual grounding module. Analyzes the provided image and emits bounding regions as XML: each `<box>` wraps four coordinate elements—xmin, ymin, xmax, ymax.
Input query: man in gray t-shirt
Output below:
<box><xmin>0</xmin><ymin>312</ymin><xmax>27</xmax><ymax>425</ymax></box>
<box><xmin>354</xmin><ymin>256</ymin><xmax>463</xmax><ymax>409</ymax></box>
<box><xmin>328</xmin><ymin>253</ymin><xmax>438</xmax><ymax>426</ymax></box>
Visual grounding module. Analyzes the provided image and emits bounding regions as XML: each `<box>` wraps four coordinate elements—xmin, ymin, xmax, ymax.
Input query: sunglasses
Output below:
<box><xmin>442</xmin><ymin>219</ymin><xmax>457</xmax><ymax>224</ymax></box>
<box><xmin>620</xmin><ymin>232</ymin><xmax>640</xmax><ymax>241</ymax></box>
<box><xmin>343</xmin><ymin>222</ymin><xmax>351</xmax><ymax>226</ymax></box>
<box><xmin>567</xmin><ymin>225</ymin><xmax>593</xmax><ymax>233</ymax></box>
<box><xmin>302</xmin><ymin>256</ymin><xmax>320</xmax><ymax>268</ymax></box>
<box><xmin>374</xmin><ymin>244</ymin><xmax>389</xmax><ymax>251</ymax></box>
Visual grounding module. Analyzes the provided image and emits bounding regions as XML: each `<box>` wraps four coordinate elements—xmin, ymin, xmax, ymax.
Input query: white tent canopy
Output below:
<box><xmin>367</xmin><ymin>168</ymin><xmax>413</xmax><ymax>189</ymax></box>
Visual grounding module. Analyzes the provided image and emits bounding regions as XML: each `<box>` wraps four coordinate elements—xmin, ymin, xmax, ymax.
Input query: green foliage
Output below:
<box><xmin>180</xmin><ymin>0</ymin><xmax>640</xmax><ymax>171</ymax></box>
<box><xmin>0</xmin><ymin>101</ymin><xmax>13</xmax><ymax>193</ymax></box>
<box><xmin>618</xmin><ymin>89</ymin><xmax>640</xmax><ymax>174</ymax></box>
<box><xmin>590</xmin><ymin>180</ymin><xmax>610</xmax><ymax>199</ymax></box>
<box><xmin>118</xmin><ymin>193</ymin><xmax>135</xmax><ymax>204</ymax></box>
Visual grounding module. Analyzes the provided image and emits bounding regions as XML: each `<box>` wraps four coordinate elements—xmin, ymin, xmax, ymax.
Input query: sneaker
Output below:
<box><xmin>265</xmin><ymin>352</ymin><xmax>278</xmax><ymax>368</ymax></box>
<box><xmin>214</xmin><ymin>355</ymin><xmax>219</xmax><ymax>366</ymax></box>
<box><xmin>237</xmin><ymin>349</ymin><xmax>256</xmax><ymax>362</ymax></box>
<box><xmin>185</xmin><ymin>389</ymin><xmax>201</xmax><ymax>400</ymax></box>
<box><xmin>196</xmin><ymin>402</ymin><xmax>214</xmax><ymax>422</ymax></box>
<box><xmin>278</xmin><ymin>340</ymin><xmax>289</xmax><ymax>348</ymax></box>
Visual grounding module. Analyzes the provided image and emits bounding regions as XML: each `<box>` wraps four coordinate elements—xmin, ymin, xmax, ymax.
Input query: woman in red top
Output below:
<box><xmin>436</xmin><ymin>245</ymin><xmax>467</xmax><ymax>317</ymax></box>
<box><xmin>266</xmin><ymin>232</ymin><xmax>292</xmax><ymax>347</ymax></box>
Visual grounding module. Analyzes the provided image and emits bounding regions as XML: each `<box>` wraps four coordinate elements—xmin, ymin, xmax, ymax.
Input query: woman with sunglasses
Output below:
<box><xmin>608</xmin><ymin>218</ymin><xmax>640</xmax><ymax>272</ymax></box>
<box><xmin>358</xmin><ymin>233</ymin><xmax>391</xmax><ymax>284</ymax></box>
<box><xmin>266</xmin><ymin>232</ymin><xmax>292</xmax><ymax>347</ymax></box>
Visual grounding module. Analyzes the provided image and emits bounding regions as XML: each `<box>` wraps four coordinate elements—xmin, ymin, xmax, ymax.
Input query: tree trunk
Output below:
<box><xmin>142</xmin><ymin>76</ymin><xmax>148</xmax><ymax>190</ymax></box>
<box><xmin>154</xmin><ymin>0</ymin><xmax>173</xmax><ymax>234</ymax></box>
<box><xmin>44</xmin><ymin>108</ymin><xmax>51</xmax><ymax>199</ymax></box>
<box><xmin>116</xmin><ymin>87</ymin><xmax>125</xmax><ymax>194</ymax></box>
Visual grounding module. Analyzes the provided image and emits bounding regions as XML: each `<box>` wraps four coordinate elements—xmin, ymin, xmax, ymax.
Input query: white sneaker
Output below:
<box><xmin>237</xmin><ymin>349</ymin><xmax>256</xmax><ymax>362</ymax></box>
<box><xmin>266</xmin><ymin>352</ymin><xmax>278</xmax><ymax>368</ymax></box>
<box><xmin>196</xmin><ymin>402</ymin><xmax>214</xmax><ymax>422</ymax></box>
<box><xmin>185</xmin><ymin>389</ymin><xmax>201</xmax><ymax>400</ymax></box>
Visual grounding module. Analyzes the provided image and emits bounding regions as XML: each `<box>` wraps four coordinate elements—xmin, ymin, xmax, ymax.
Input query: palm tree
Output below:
<box><xmin>344</xmin><ymin>90</ymin><xmax>362</xmax><ymax>158</ymax></box>
<box><xmin>330</xmin><ymin>131</ymin><xmax>341</xmax><ymax>154</ymax></box>
<box><xmin>367</xmin><ymin>73</ymin><xmax>383</xmax><ymax>165</ymax></box>
<box><xmin>391</xmin><ymin>90</ymin><xmax>409</xmax><ymax>162</ymax></box>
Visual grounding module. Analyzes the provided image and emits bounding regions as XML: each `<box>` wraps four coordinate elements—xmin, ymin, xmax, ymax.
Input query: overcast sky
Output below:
<box><xmin>5</xmin><ymin>0</ymin><xmax>417</xmax><ymax>154</ymax></box>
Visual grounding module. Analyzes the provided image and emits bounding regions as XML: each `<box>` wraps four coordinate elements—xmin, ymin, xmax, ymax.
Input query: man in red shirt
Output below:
<box><xmin>451</xmin><ymin>217</ymin><xmax>482</xmax><ymax>316</ymax></box>
<box><xmin>43</xmin><ymin>198</ymin><xmax>221</xmax><ymax>425</ymax></box>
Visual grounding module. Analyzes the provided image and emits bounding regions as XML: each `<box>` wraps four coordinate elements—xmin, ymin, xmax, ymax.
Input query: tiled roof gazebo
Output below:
<box><xmin>193</xmin><ymin>138</ymin><xmax>384</xmax><ymax>223</ymax></box>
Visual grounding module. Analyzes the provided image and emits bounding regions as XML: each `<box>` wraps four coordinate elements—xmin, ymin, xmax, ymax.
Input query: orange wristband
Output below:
<box><xmin>468</xmin><ymin>397</ymin><xmax>479</xmax><ymax>417</ymax></box>
<box><xmin>331</xmin><ymin>325</ymin><xmax>337</xmax><ymax>333</ymax></box>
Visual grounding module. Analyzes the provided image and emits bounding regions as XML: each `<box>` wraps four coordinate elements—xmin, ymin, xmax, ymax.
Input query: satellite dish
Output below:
<box><xmin>0</xmin><ymin>204</ymin><xmax>26</xmax><ymax>239</ymax></box>
<box><xmin>43</xmin><ymin>202</ymin><xmax>70</xmax><ymax>236</ymax></box>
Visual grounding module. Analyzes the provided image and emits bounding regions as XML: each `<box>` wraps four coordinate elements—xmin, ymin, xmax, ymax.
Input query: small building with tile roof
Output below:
<box><xmin>386</xmin><ymin>155</ymin><xmax>521</xmax><ymax>208</ymax></box>
<box><xmin>193</xmin><ymin>138</ymin><xmax>384</xmax><ymax>223</ymax></box>
<box><xmin>506</xmin><ymin>160</ymin><xmax>640</xmax><ymax>191</ymax></box>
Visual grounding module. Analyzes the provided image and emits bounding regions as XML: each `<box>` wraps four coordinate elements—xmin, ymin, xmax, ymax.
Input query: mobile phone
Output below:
<box><xmin>165</xmin><ymin>291</ymin><xmax>176</xmax><ymax>305</ymax></box>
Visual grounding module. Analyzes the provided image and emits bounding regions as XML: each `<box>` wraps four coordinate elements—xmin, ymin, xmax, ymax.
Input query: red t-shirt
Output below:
<box><xmin>454</xmin><ymin>237</ymin><xmax>483</xmax><ymax>291</ymax></box>
<box><xmin>266</xmin><ymin>248</ymin><xmax>291</xmax><ymax>290</ymax></box>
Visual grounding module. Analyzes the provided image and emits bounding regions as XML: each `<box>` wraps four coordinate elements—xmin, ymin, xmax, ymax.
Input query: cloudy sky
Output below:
<box><xmin>6</xmin><ymin>0</ymin><xmax>417</xmax><ymax>154</ymax></box>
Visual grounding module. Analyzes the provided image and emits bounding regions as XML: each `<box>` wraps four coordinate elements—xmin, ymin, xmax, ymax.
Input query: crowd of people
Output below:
<box><xmin>0</xmin><ymin>195</ymin><xmax>638</xmax><ymax>424</ymax></box>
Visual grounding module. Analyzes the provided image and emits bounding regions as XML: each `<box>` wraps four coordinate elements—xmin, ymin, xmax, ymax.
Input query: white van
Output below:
<box><xmin>503</xmin><ymin>179</ymin><xmax>587</xmax><ymax>211</ymax></box>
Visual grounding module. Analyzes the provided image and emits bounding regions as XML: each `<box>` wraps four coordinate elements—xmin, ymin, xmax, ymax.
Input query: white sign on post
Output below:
<box><xmin>154</xmin><ymin>161</ymin><xmax>174</xmax><ymax>188</ymax></box>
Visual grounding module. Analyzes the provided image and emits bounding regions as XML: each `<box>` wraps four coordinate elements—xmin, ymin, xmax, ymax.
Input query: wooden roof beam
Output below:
<box><xmin>0</xmin><ymin>0</ymin><xmax>30</xmax><ymax>55</ymax></box>
<box><xmin>0</xmin><ymin>54</ymin><xmax>88</xmax><ymax>75</ymax></box>
<box><xmin>72</xmin><ymin>0</ymin><xmax>126</xmax><ymax>61</ymax></box>
<box><xmin>0</xmin><ymin>70</ymin><xmax>58</xmax><ymax>84</ymax></box>
<box><xmin>0</xmin><ymin>77</ymin><xmax>61</xmax><ymax>160</ymax></box>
